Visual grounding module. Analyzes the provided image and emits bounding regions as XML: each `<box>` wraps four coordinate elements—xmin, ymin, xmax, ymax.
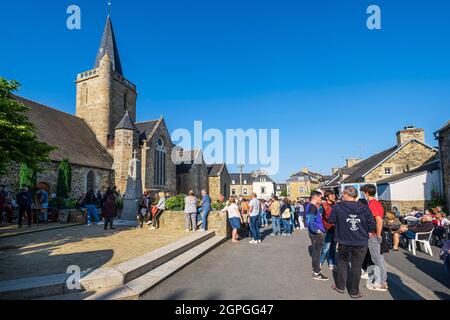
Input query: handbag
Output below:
<box><xmin>282</xmin><ymin>208</ymin><xmax>291</xmax><ymax>220</ymax></box>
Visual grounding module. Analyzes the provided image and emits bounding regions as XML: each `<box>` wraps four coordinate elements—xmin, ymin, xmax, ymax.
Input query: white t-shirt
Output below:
<box><xmin>225</xmin><ymin>203</ymin><xmax>241</xmax><ymax>219</ymax></box>
<box><xmin>249</xmin><ymin>199</ymin><xmax>260</xmax><ymax>217</ymax></box>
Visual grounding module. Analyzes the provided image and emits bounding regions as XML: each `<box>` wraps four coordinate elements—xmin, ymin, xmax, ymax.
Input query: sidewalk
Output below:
<box><xmin>142</xmin><ymin>228</ymin><xmax>449</xmax><ymax>300</ymax></box>
<box><xmin>0</xmin><ymin>224</ymin><xmax>191</xmax><ymax>282</ymax></box>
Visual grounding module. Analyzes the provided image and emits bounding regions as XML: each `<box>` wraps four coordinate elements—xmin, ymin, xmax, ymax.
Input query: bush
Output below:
<box><xmin>57</xmin><ymin>159</ymin><xmax>72</xmax><ymax>198</ymax></box>
<box><xmin>49</xmin><ymin>197</ymin><xmax>78</xmax><ymax>210</ymax></box>
<box><xmin>166</xmin><ymin>194</ymin><xmax>186</xmax><ymax>211</ymax></box>
<box><xmin>212</xmin><ymin>202</ymin><xmax>225</xmax><ymax>211</ymax></box>
<box><xmin>115</xmin><ymin>198</ymin><xmax>124</xmax><ymax>209</ymax></box>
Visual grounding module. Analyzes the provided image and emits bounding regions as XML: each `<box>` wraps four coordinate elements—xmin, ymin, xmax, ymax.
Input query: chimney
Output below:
<box><xmin>396</xmin><ymin>126</ymin><xmax>425</xmax><ymax>147</ymax></box>
<box><xmin>332</xmin><ymin>168</ymin><xmax>340</xmax><ymax>175</ymax></box>
<box><xmin>346</xmin><ymin>158</ymin><xmax>362</xmax><ymax>168</ymax></box>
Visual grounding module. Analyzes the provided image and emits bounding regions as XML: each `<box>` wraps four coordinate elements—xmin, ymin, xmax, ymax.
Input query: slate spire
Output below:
<box><xmin>115</xmin><ymin>111</ymin><xmax>137</xmax><ymax>131</ymax></box>
<box><xmin>95</xmin><ymin>15</ymin><xmax>123</xmax><ymax>75</ymax></box>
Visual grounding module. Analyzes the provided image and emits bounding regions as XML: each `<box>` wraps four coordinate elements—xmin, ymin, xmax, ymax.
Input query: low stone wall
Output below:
<box><xmin>159</xmin><ymin>211</ymin><xmax>231</xmax><ymax>238</ymax></box>
<box><xmin>380</xmin><ymin>200</ymin><xmax>430</xmax><ymax>214</ymax></box>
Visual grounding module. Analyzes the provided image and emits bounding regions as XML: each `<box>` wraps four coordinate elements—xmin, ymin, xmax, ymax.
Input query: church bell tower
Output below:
<box><xmin>75</xmin><ymin>15</ymin><xmax>137</xmax><ymax>150</ymax></box>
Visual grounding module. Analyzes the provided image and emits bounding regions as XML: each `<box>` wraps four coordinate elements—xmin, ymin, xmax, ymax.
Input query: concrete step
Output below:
<box><xmin>0</xmin><ymin>273</ymin><xmax>75</xmax><ymax>300</ymax></box>
<box><xmin>80</xmin><ymin>230</ymin><xmax>216</xmax><ymax>292</ymax></box>
<box><xmin>86</xmin><ymin>235</ymin><xmax>227</xmax><ymax>300</ymax></box>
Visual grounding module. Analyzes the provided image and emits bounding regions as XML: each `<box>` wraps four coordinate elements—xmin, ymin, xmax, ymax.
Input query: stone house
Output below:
<box><xmin>176</xmin><ymin>150</ymin><xmax>209</xmax><ymax>196</ymax></box>
<box><xmin>435</xmin><ymin>121</ymin><xmax>450</xmax><ymax>211</ymax></box>
<box><xmin>207</xmin><ymin>164</ymin><xmax>230</xmax><ymax>202</ymax></box>
<box><xmin>230</xmin><ymin>173</ymin><xmax>253</xmax><ymax>199</ymax></box>
<box><xmin>287</xmin><ymin>168</ymin><xmax>323</xmax><ymax>201</ymax></box>
<box><xmin>323</xmin><ymin>126</ymin><xmax>438</xmax><ymax>202</ymax></box>
<box><xmin>377</xmin><ymin>160</ymin><xmax>442</xmax><ymax>213</ymax></box>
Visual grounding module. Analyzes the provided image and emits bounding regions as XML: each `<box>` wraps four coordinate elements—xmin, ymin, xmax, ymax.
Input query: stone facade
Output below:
<box><xmin>437</xmin><ymin>124</ymin><xmax>450</xmax><ymax>211</ymax></box>
<box><xmin>380</xmin><ymin>200</ymin><xmax>430</xmax><ymax>214</ymax></box>
<box><xmin>75</xmin><ymin>54</ymin><xmax>137</xmax><ymax>150</ymax></box>
<box><xmin>230</xmin><ymin>183</ymin><xmax>253</xmax><ymax>198</ymax></box>
<box><xmin>0</xmin><ymin>161</ymin><xmax>112</xmax><ymax>198</ymax></box>
<box><xmin>142</xmin><ymin>120</ymin><xmax>177</xmax><ymax>193</ymax></box>
<box><xmin>364</xmin><ymin>140</ymin><xmax>437</xmax><ymax>183</ymax></box>
<box><xmin>288</xmin><ymin>180</ymin><xmax>320</xmax><ymax>201</ymax></box>
<box><xmin>177</xmin><ymin>165</ymin><xmax>209</xmax><ymax>196</ymax></box>
<box><xmin>208</xmin><ymin>166</ymin><xmax>230</xmax><ymax>203</ymax></box>
<box><xmin>113</xmin><ymin>128</ymin><xmax>138</xmax><ymax>195</ymax></box>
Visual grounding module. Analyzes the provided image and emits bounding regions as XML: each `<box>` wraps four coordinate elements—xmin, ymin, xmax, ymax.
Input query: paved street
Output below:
<box><xmin>141</xmin><ymin>228</ymin><xmax>448</xmax><ymax>300</ymax></box>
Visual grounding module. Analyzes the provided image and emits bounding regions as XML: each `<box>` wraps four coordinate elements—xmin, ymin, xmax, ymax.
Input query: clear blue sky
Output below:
<box><xmin>1</xmin><ymin>0</ymin><xmax>450</xmax><ymax>182</ymax></box>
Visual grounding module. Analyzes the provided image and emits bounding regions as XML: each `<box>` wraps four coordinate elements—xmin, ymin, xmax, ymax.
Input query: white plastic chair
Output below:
<box><xmin>408</xmin><ymin>229</ymin><xmax>435</xmax><ymax>257</ymax></box>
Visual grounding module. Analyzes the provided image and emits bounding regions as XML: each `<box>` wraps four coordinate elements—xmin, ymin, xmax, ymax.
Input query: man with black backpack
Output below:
<box><xmin>16</xmin><ymin>187</ymin><xmax>33</xmax><ymax>228</ymax></box>
<box><xmin>306</xmin><ymin>191</ymin><xmax>328</xmax><ymax>281</ymax></box>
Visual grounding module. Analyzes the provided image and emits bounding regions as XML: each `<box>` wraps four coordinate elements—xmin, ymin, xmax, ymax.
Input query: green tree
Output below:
<box><xmin>19</xmin><ymin>163</ymin><xmax>37</xmax><ymax>190</ymax></box>
<box><xmin>280</xmin><ymin>190</ymin><xmax>288</xmax><ymax>197</ymax></box>
<box><xmin>57</xmin><ymin>158</ymin><xmax>72</xmax><ymax>198</ymax></box>
<box><xmin>0</xmin><ymin>77</ymin><xmax>55</xmax><ymax>175</ymax></box>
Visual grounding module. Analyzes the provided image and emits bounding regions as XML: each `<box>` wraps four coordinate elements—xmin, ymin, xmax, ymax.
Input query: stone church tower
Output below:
<box><xmin>75</xmin><ymin>15</ymin><xmax>137</xmax><ymax>151</ymax></box>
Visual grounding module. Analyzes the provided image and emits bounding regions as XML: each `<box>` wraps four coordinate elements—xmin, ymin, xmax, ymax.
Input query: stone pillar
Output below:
<box><xmin>121</xmin><ymin>153</ymin><xmax>143</xmax><ymax>221</ymax></box>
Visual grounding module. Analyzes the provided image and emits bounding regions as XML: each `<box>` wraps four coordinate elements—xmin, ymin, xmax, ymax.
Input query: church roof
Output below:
<box><xmin>95</xmin><ymin>15</ymin><xmax>123</xmax><ymax>75</ymax></box>
<box><xmin>207</xmin><ymin>164</ymin><xmax>226</xmax><ymax>177</ymax></box>
<box><xmin>135</xmin><ymin>120</ymin><xmax>159</xmax><ymax>137</ymax></box>
<box><xmin>115</xmin><ymin>111</ymin><xmax>137</xmax><ymax>131</ymax></box>
<box><xmin>14</xmin><ymin>96</ymin><xmax>113</xmax><ymax>170</ymax></box>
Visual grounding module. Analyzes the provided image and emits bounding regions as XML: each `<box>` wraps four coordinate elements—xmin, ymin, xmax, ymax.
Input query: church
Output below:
<box><xmin>1</xmin><ymin>15</ymin><xmax>201</xmax><ymax>197</ymax></box>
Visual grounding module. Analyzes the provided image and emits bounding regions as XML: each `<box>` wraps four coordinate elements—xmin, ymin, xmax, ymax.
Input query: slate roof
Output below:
<box><xmin>377</xmin><ymin>160</ymin><xmax>440</xmax><ymax>184</ymax></box>
<box><xmin>115</xmin><ymin>111</ymin><xmax>137</xmax><ymax>131</ymax></box>
<box><xmin>207</xmin><ymin>164</ymin><xmax>226</xmax><ymax>177</ymax></box>
<box><xmin>95</xmin><ymin>15</ymin><xmax>123</xmax><ymax>75</ymax></box>
<box><xmin>253</xmin><ymin>174</ymin><xmax>275</xmax><ymax>183</ymax></box>
<box><xmin>175</xmin><ymin>150</ymin><xmax>204</xmax><ymax>175</ymax></box>
<box><xmin>135</xmin><ymin>120</ymin><xmax>159</xmax><ymax>137</ymax></box>
<box><xmin>341</xmin><ymin>146</ymin><xmax>398</xmax><ymax>183</ymax></box>
<box><xmin>230</xmin><ymin>173</ymin><xmax>253</xmax><ymax>185</ymax></box>
<box><xmin>15</xmin><ymin>96</ymin><xmax>113</xmax><ymax>170</ymax></box>
<box><xmin>435</xmin><ymin>121</ymin><xmax>450</xmax><ymax>134</ymax></box>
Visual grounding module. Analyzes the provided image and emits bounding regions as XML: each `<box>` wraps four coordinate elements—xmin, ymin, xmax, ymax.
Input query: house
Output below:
<box><xmin>275</xmin><ymin>183</ymin><xmax>288</xmax><ymax>197</ymax></box>
<box><xmin>207</xmin><ymin>164</ymin><xmax>230</xmax><ymax>202</ymax></box>
<box><xmin>176</xmin><ymin>150</ymin><xmax>208</xmax><ymax>196</ymax></box>
<box><xmin>287</xmin><ymin>168</ymin><xmax>323</xmax><ymax>201</ymax></box>
<box><xmin>377</xmin><ymin>160</ymin><xmax>442</xmax><ymax>213</ymax></box>
<box><xmin>434</xmin><ymin>121</ymin><xmax>450</xmax><ymax>211</ymax></box>
<box><xmin>252</xmin><ymin>170</ymin><xmax>276</xmax><ymax>201</ymax></box>
<box><xmin>230</xmin><ymin>173</ymin><xmax>253</xmax><ymax>198</ymax></box>
<box><xmin>323</xmin><ymin>126</ymin><xmax>438</xmax><ymax>197</ymax></box>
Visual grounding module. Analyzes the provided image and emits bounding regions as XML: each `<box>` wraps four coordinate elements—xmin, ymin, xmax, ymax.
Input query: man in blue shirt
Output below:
<box><xmin>38</xmin><ymin>187</ymin><xmax>49</xmax><ymax>224</ymax></box>
<box><xmin>200</xmin><ymin>190</ymin><xmax>212</xmax><ymax>232</ymax></box>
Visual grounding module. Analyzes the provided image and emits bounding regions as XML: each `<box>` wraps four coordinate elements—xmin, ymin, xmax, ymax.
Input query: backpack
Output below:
<box><xmin>305</xmin><ymin>203</ymin><xmax>320</xmax><ymax>235</ymax></box>
<box><xmin>282</xmin><ymin>208</ymin><xmax>291</xmax><ymax>219</ymax></box>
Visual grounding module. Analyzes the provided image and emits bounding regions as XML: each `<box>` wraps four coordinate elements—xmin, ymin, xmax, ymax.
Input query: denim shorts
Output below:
<box><xmin>405</xmin><ymin>230</ymin><xmax>416</xmax><ymax>239</ymax></box>
<box><xmin>229</xmin><ymin>217</ymin><xmax>241</xmax><ymax>230</ymax></box>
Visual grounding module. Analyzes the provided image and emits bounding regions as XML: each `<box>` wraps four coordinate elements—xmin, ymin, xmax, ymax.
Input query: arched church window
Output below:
<box><xmin>154</xmin><ymin>138</ymin><xmax>166</xmax><ymax>186</ymax></box>
<box><xmin>86</xmin><ymin>171</ymin><xmax>95</xmax><ymax>192</ymax></box>
<box><xmin>81</xmin><ymin>83</ymin><xmax>88</xmax><ymax>104</ymax></box>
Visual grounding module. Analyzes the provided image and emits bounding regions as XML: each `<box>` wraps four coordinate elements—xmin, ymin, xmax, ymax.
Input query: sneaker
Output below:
<box><xmin>365</xmin><ymin>283</ymin><xmax>388</xmax><ymax>292</ymax></box>
<box><xmin>313</xmin><ymin>273</ymin><xmax>329</xmax><ymax>281</ymax></box>
<box><xmin>329</xmin><ymin>265</ymin><xmax>335</xmax><ymax>271</ymax></box>
<box><xmin>185</xmin><ymin>229</ymin><xmax>191</xmax><ymax>232</ymax></box>
<box><xmin>87</xmin><ymin>224</ymin><xmax>92</xmax><ymax>227</ymax></box>
<box><xmin>258</xmin><ymin>240</ymin><xmax>262</xmax><ymax>243</ymax></box>
<box><xmin>146</xmin><ymin>221</ymin><xmax>152</xmax><ymax>225</ymax></box>
<box><xmin>149</xmin><ymin>227</ymin><xmax>156</xmax><ymax>231</ymax></box>
<box><xmin>97</xmin><ymin>222</ymin><xmax>103</xmax><ymax>226</ymax></box>
<box><xmin>361</xmin><ymin>271</ymin><xmax>369</xmax><ymax>280</ymax></box>
<box><xmin>270</xmin><ymin>234</ymin><xmax>276</xmax><ymax>237</ymax></box>
<box><xmin>249</xmin><ymin>240</ymin><xmax>258</xmax><ymax>244</ymax></box>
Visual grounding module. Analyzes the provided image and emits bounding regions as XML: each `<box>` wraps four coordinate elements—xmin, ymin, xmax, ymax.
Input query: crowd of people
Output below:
<box><xmin>220</xmin><ymin>185</ymin><xmax>449</xmax><ymax>299</ymax></box>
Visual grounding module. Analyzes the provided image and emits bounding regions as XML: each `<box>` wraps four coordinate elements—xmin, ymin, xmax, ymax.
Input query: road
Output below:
<box><xmin>141</xmin><ymin>228</ymin><xmax>450</xmax><ymax>300</ymax></box>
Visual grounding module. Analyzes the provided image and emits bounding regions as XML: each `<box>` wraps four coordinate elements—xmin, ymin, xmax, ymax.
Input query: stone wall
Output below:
<box><xmin>365</xmin><ymin>141</ymin><xmax>437</xmax><ymax>183</ymax></box>
<box><xmin>288</xmin><ymin>181</ymin><xmax>318</xmax><ymax>200</ymax></box>
<box><xmin>159</xmin><ymin>211</ymin><xmax>231</xmax><ymax>237</ymax></box>
<box><xmin>76</xmin><ymin>55</ymin><xmax>137</xmax><ymax>149</ymax></box>
<box><xmin>229</xmin><ymin>184</ymin><xmax>253</xmax><ymax>198</ymax></box>
<box><xmin>439</xmin><ymin>127</ymin><xmax>450</xmax><ymax>211</ymax></box>
<box><xmin>0</xmin><ymin>161</ymin><xmax>112</xmax><ymax>198</ymax></box>
<box><xmin>177</xmin><ymin>165</ymin><xmax>209</xmax><ymax>197</ymax></box>
<box><xmin>380</xmin><ymin>200</ymin><xmax>430</xmax><ymax>215</ymax></box>
<box><xmin>113</xmin><ymin>128</ymin><xmax>137</xmax><ymax>194</ymax></box>
<box><xmin>143</xmin><ymin>121</ymin><xmax>176</xmax><ymax>193</ymax></box>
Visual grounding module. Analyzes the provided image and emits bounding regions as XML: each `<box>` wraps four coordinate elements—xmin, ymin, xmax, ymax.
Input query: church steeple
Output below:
<box><xmin>95</xmin><ymin>15</ymin><xmax>123</xmax><ymax>76</ymax></box>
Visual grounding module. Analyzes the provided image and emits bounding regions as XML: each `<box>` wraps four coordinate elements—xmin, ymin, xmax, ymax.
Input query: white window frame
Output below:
<box><xmin>384</xmin><ymin>168</ymin><xmax>393</xmax><ymax>176</ymax></box>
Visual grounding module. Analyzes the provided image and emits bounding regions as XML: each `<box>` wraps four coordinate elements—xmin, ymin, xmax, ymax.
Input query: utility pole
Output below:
<box><xmin>238</xmin><ymin>164</ymin><xmax>244</xmax><ymax>197</ymax></box>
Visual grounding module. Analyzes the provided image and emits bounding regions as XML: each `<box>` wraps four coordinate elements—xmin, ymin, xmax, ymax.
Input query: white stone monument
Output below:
<box><xmin>117</xmin><ymin>150</ymin><xmax>142</xmax><ymax>225</ymax></box>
